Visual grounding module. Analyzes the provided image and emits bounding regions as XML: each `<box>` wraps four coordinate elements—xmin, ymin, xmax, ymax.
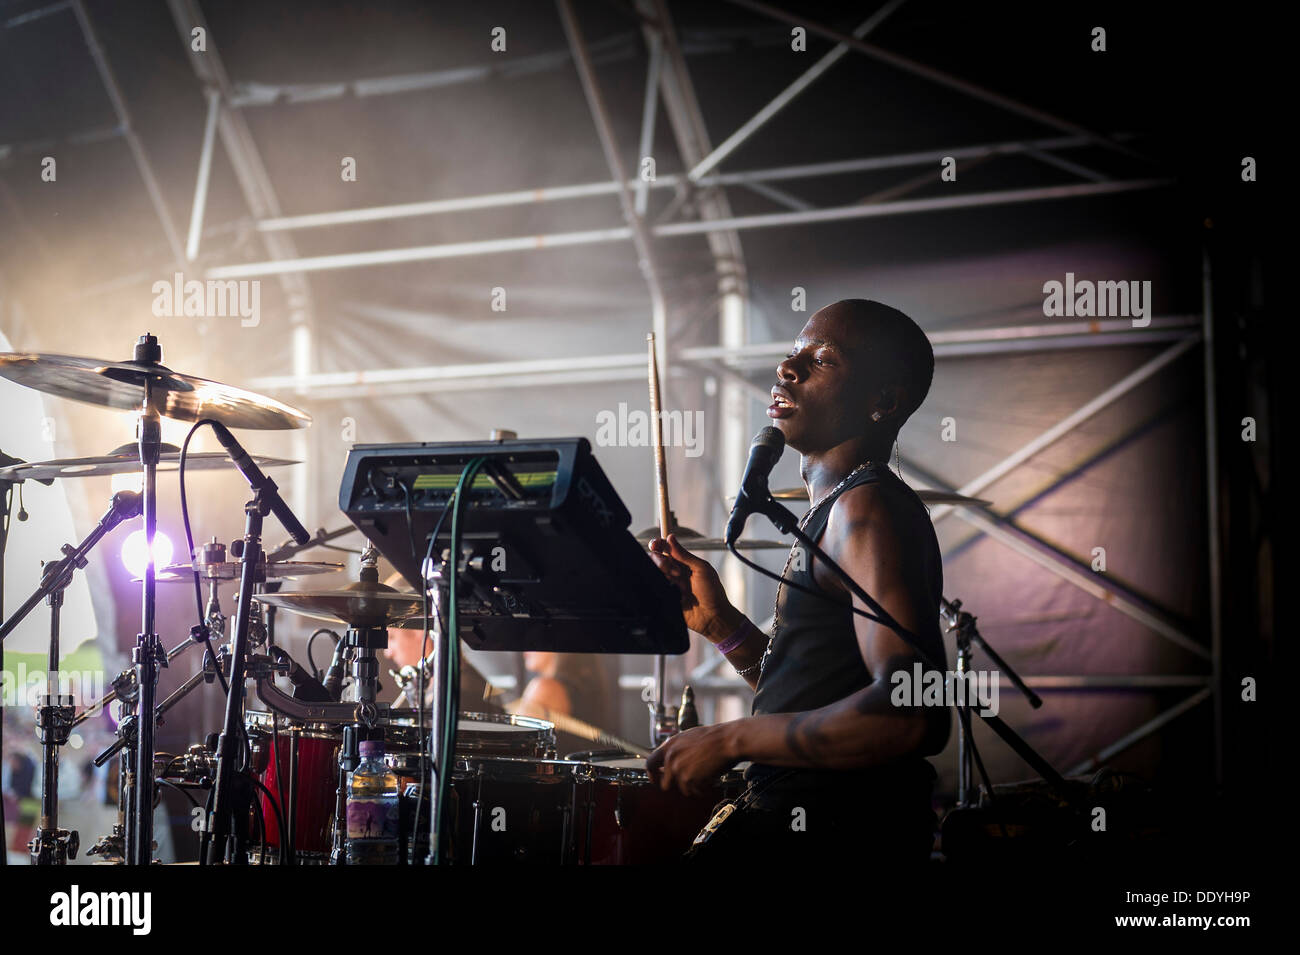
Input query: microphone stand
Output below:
<box><xmin>744</xmin><ymin>492</ymin><xmax>1072</xmax><ymax>805</ymax></box>
<box><xmin>205</xmin><ymin>487</ymin><xmax>269</xmax><ymax>864</ymax></box>
<box><xmin>941</xmin><ymin>597</ymin><xmax>1043</xmax><ymax>808</ymax></box>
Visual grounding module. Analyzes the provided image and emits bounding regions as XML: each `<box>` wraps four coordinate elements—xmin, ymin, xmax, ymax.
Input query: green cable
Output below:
<box><xmin>435</xmin><ymin>456</ymin><xmax>486</xmax><ymax>864</ymax></box>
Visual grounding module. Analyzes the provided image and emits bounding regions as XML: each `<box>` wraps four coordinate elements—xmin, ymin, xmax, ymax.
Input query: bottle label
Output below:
<box><xmin>346</xmin><ymin>796</ymin><xmax>398</xmax><ymax>841</ymax></box>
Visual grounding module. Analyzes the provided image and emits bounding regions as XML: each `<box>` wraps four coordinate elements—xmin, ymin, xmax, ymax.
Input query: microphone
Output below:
<box><xmin>209</xmin><ymin>421</ymin><xmax>310</xmax><ymax>544</ymax></box>
<box><xmin>724</xmin><ymin>427</ymin><xmax>786</xmax><ymax>545</ymax></box>
<box><xmin>322</xmin><ymin>639</ymin><xmax>349</xmax><ymax>702</ymax></box>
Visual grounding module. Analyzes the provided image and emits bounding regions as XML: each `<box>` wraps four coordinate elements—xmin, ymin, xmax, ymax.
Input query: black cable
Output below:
<box><xmin>155</xmin><ymin>777</ymin><xmax>200</xmax><ymax>810</ymax></box>
<box><xmin>728</xmin><ymin>534</ymin><xmax>1022</xmax><ymax>819</ymax></box>
<box><xmin>726</xmin><ymin>543</ymin><xmax>888</xmax><ymax>628</ymax></box>
<box><xmin>306</xmin><ymin>628</ymin><xmax>339</xmax><ymax>680</ymax></box>
<box><xmin>248</xmin><ymin>776</ymin><xmax>268</xmax><ymax>863</ymax></box>
<box><xmin>198</xmin><ymin>783</ymin><xmax>214</xmax><ymax>865</ymax></box>
<box><xmin>245</xmin><ymin>775</ymin><xmax>286</xmax><ymax>866</ymax></box>
<box><xmin>179</xmin><ymin>419</ymin><xmax>229</xmax><ymax>695</ymax></box>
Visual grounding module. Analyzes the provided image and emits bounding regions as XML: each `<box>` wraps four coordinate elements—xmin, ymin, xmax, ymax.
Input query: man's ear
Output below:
<box><xmin>876</xmin><ymin>386</ymin><xmax>901</xmax><ymax>416</ymax></box>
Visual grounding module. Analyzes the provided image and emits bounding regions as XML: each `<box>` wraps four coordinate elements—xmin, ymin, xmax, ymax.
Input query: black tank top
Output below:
<box><xmin>747</xmin><ymin>462</ymin><xmax>945</xmax><ymax>797</ymax></box>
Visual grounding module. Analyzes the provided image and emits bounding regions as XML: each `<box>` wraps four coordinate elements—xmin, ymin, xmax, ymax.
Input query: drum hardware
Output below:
<box><xmin>206</xmin><ymin>458</ymin><xmax>311</xmax><ymax>865</ymax></box>
<box><xmin>0</xmin><ymin>444</ymin><xmax>298</xmax><ymax>483</ymax></box>
<box><xmin>634</xmin><ymin>528</ymin><xmax>787</xmax><ymax>552</ymax></box>
<box><xmin>0</xmin><ymin>346</ymin><xmax>312</xmax><ymax>431</ymax></box>
<box><xmin>941</xmin><ymin>596</ymin><xmax>1043</xmax><ymax>809</ymax></box>
<box><xmin>0</xmin><ymin>489</ymin><xmax>142</xmax><ymax>864</ymax></box>
<box><xmin>0</xmin><ymin>333</ymin><xmax>312</xmax><ymax>865</ymax></box>
<box><xmin>392</xmin><ymin>651</ymin><xmax>650</xmax><ymax>757</ymax></box>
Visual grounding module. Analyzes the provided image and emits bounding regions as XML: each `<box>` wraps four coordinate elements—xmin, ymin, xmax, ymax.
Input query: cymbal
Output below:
<box><xmin>0</xmin><ymin>350</ymin><xmax>310</xmax><ymax>430</ymax></box>
<box><xmin>0</xmin><ymin>443</ymin><xmax>297</xmax><ymax>482</ymax></box>
<box><xmin>252</xmin><ymin>580</ymin><xmax>425</xmax><ymax>627</ymax></box>
<box><xmin>635</xmin><ymin>525</ymin><xmax>786</xmax><ymax>552</ymax></box>
<box><xmin>156</xmin><ymin>560</ymin><xmax>343</xmax><ymax>582</ymax></box>
<box><xmin>767</xmin><ymin>487</ymin><xmax>992</xmax><ymax>507</ymax></box>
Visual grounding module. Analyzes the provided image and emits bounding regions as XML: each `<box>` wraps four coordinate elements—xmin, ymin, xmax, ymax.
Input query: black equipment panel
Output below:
<box><xmin>338</xmin><ymin>438</ymin><xmax>687</xmax><ymax>655</ymax></box>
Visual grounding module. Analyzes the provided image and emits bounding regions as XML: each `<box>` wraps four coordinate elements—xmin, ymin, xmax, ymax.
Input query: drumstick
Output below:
<box><xmin>394</xmin><ymin>662</ymin><xmax>649</xmax><ymax>757</ymax></box>
<box><xmin>647</xmin><ymin>333</ymin><xmax>673</xmax><ymax>733</ymax></box>
<box><xmin>647</xmin><ymin>333</ymin><xmax>672</xmax><ymax>538</ymax></box>
<box><xmin>502</xmin><ymin>697</ymin><xmax>650</xmax><ymax>758</ymax></box>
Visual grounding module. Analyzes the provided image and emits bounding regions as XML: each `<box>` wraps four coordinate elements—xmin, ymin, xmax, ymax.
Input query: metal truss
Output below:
<box><xmin>1</xmin><ymin>0</ymin><xmax>1222</xmax><ymax>789</ymax></box>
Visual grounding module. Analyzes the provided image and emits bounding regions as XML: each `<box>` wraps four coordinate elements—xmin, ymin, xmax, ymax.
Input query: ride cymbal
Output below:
<box><xmin>0</xmin><ymin>349</ymin><xmax>310</xmax><ymax>430</ymax></box>
<box><xmin>252</xmin><ymin>580</ymin><xmax>426</xmax><ymax>627</ymax></box>
<box><xmin>156</xmin><ymin>560</ymin><xmax>343</xmax><ymax>582</ymax></box>
<box><xmin>0</xmin><ymin>443</ymin><xmax>297</xmax><ymax>482</ymax></box>
<box><xmin>634</xmin><ymin>525</ymin><xmax>786</xmax><ymax>552</ymax></box>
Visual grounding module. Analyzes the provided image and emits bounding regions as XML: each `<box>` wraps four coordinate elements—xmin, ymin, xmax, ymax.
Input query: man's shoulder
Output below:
<box><xmin>830</xmin><ymin>470</ymin><xmax>926</xmax><ymax>529</ymax></box>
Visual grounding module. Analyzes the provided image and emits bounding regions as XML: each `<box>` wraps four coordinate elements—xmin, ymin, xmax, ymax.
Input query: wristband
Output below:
<box><xmin>714</xmin><ymin>619</ymin><xmax>754</xmax><ymax>656</ymax></box>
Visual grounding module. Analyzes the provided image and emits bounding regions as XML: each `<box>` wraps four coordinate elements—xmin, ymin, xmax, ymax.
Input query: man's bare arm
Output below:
<box><xmin>719</xmin><ymin>484</ymin><xmax>950</xmax><ymax>770</ymax></box>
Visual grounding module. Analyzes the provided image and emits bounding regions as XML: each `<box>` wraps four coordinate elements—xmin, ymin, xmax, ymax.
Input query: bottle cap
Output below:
<box><xmin>359</xmin><ymin>740</ymin><xmax>385</xmax><ymax>758</ymax></box>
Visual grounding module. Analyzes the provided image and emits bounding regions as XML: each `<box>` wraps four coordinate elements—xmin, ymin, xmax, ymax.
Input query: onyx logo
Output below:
<box><xmin>575</xmin><ymin>476</ymin><xmax>614</xmax><ymax>528</ymax></box>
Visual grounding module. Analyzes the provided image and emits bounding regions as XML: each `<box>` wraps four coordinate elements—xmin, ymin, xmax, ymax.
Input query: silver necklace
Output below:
<box><xmin>760</xmin><ymin>461</ymin><xmax>874</xmax><ymax>676</ymax></box>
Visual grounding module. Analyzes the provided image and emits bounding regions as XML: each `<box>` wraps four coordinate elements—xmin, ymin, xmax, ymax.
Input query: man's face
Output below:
<box><xmin>385</xmin><ymin>627</ymin><xmax>426</xmax><ymax>669</ymax></box>
<box><xmin>769</xmin><ymin>305</ymin><xmax>880</xmax><ymax>454</ymax></box>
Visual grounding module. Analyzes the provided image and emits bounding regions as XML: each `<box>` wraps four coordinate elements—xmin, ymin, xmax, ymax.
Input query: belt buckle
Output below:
<box><xmin>692</xmin><ymin>801</ymin><xmax>737</xmax><ymax>846</ymax></box>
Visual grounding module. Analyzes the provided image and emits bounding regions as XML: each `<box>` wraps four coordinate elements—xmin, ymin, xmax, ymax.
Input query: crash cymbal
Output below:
<box><xmin>0</xmin><ymin>349</ymin><xmax>310</xmax><ymax>430</ymax></box>
<box><xmin>252</xmin><ymin>580</ymin><xmax>425</xmax><ymax>627</ymax></box>
<box><xmin>0</xmin><ymin>443</ymin><xmax>298</xmax><ymax>482</ymax></box>
<box><xmin>634</xmin><ymin>525</ymin><xmax>786</xmax><ymax>552</ymax></box>
<box><xmin>156</xmin><ymin>560</ymin><xmax>343</xmax><ymax>582</ymax></box>
<box><xmin>766</xmin><ymin>487</ymin><xmax>992</xmax><ymax>507</ymax></box>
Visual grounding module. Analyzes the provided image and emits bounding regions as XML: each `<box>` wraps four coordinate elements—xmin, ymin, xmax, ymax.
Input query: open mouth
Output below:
<box><xmin>768</xmin><ymin>389</ymin><xmax>795</xmax><ymax>419</ymax></box>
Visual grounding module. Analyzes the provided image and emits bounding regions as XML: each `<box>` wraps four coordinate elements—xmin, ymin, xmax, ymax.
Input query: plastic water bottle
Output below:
<box><xmin>346</xmin><ymin>740</ymin><xmax>400</xmax><ymax>865</ymax></box>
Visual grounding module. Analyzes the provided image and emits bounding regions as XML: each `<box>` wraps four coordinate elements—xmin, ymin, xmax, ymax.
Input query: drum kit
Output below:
<box><xmin>0</xmin><ymin>331</ymin><xmax>1026</xmax><ymax>867</ymax></box>
<box><xmin>0</xmin><ymin>331</ymin><xmax>749</xmax><ymax>866</ymax></box>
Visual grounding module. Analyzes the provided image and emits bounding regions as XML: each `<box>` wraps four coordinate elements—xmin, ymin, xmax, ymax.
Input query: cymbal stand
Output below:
<box><xmin>130</xmin><ymin>333</ymin><xmax>167</xmax><ymax>865</ymax></box>
<box><xmin>29</xmin><ymin>559</ymin><xmax>77</xmax><ymax>864</ymax></box>
<box><xmin>0</xmin><ymin>491</ymin><xmax>141</xmax><ymax>863</ymax></box>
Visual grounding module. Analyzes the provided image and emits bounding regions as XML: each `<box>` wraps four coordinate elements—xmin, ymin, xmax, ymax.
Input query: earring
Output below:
<box><xmin>871</xmin><ymin>411</ymin><xmax>883</xmax><ymax>422</ymax></box>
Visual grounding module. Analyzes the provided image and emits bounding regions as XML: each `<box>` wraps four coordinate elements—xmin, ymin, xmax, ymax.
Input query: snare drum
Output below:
<box><xmin>572</xmin><ymin>751</ymin><xmax>747</xmax><ymax>865</ymax></box>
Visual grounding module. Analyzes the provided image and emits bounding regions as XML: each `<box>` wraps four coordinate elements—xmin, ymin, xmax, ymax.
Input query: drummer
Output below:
<box><xmin>512</xmin><ymin>651</ymin><xmax>619</xmax><ymax>758</ymax></box>
<box><xmin>383</xmin><ymin>571</ymin><xmax>621</xmax><ymax>754</ymax></box>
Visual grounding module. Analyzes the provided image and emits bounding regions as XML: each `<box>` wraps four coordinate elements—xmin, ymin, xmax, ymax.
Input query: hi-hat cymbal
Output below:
<box><xmin>634</xmin><ymin>525</ymin><xmax>786</xmax><ymax>552</ymax></box>
<box><xmin>155</xmin><ymin>560</ymin><xmax>343</xmax><ymax>582</ymax></box>
<box><xmin>0</xmin><ymin>350</ymin><xmax>310</xmax><ymax>430</ymax></box>
<box><xmin>0</xmin><ymin>443</ymin><xmax>297</xmax><ymax>482</ymax></box>
<box><xmin>253</xmin><ymin>580</ymin><xmax>426</xmax><ymax>627</ymax></box>
<box><xmin>766</xmin><ymin>487</ymin><xmax>992</xmax><ymax>507</ymax></box>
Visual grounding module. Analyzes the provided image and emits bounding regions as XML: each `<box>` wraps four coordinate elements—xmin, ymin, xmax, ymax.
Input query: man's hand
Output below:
<box><xmin>647</xmin><ymin>534</ymin><xmax>744</xmax><ymax>641</ymax></box>
<box><xmin>646</xmin><ymin>723</ymin><xmax>740</xmax><ymax>797</ymax></box>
